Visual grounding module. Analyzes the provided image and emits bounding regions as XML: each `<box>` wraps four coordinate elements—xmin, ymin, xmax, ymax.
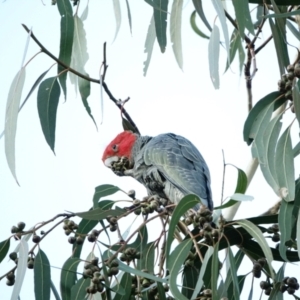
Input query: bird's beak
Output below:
<box><xmin>103</xmin><ymin>156</ymin><xmax>119</xmax><ymax>168</ymax></box>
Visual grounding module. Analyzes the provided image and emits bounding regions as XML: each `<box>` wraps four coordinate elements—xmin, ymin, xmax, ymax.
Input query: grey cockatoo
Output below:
<box><xmin>102</xmin><ymin>131</ymin><xmax>213</xmax><ymax>211</ymax></box>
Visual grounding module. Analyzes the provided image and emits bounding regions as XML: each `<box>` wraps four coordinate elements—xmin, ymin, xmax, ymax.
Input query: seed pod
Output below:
<box><xmin>287</xmin><ymin>64</ymin><xmax>295</xmax><ymax>72</ymax></box>
<box><xmin>134</xmin><ymin>208</ymin><xmax>141</xmax><ymax>215</ymax></box>
<box><xmin>76</xmin><ymin>236</ymin><xmax>84</xmax><ymax>245</ymax></box>
<box><xmin>6</xmin><ymin>279</ymin><xmax>15</xmax><ymax>286</ymax></box>
<box><xmin>11</xmin><ymin>226</ymin><xmax>19</xmax><ymax>234</ymax></box>
<box><xmin>294</xmin><ymin>64</ymin><xmax>300</xmax><ymax>78</ymax></box>
<box><xmin>91</xmin><ymin>257</ymin><xmax>99</xmax><ymax>266</ymax></box>
<box><xmin>32</xmin><ymin>235</ymin><xmax>41</xmax><ymax>243</ymax></box>
<box><xmin>6</xmin><ymin>272</ymin><xmax>15</xmax><ymax>281</ymax></box>
<box><xmin>285</xmin><ymin>80</ymin><xmax>293</xmax><ymax>90</ymax></box>
<box><xmin>285</xmin><ymin>90</ymin><xmax>293</xmax><ymax>101</ymax></box>
<box><xmin>257</xmin><ymin>258</ymin><xmax>266</xmax><ymax>267</ymax></box>
<box><xmin>88</xmin><ymin>234</ymin><xmax>96</xmax><ymax>243</ymax></box>
<box><xmin>279</xmin><ymin>283</ymin><xmax>287</xmax><ymax>293</ymax></box>
<box><xmin>68</xmin><ymin>236</ymin><xmax>76</xmax><ymax>244</ymax></box>
<box><xmin>27</xmin><ymin>259</ymin><xmax>34</xmax><ymax>269</ymax></box>
<box><xmin>109</xmin><ymin>267</ymin><xmax>119</xmax><ymax>276</ymax></box>
<box><xmin>287</xmin><ymin>287</ymin><xmax>295</xmax><ymax>295</ymax></box>
<box><xmin>9</xmin><ymin>252</ymin><xmax>17</xmax><ymax>261</ymax></box>
<box><xmin>109</xmin><ymin>217</ymin><xmax>117</xmax><ymax>225</ymax></box>
<box><xmin>287</xmin><ymin>72</ymin><xmax>295</xmax><ymax>80</ymax></box>
<box><xmin>272</xmin><ymin>233</ymin><xmax>280</xmax><ymax>242</ymax></box>
<box><xmin>260</xmin><ymin>281</ymin><xmax>269</xmax><ymax>290</ymax></box>
<box><xmin>110</xmin><ymin>224</ymin><xmax>117</xmax><ymax>232</ymax></box>
<box><xmin>128</xmin><ymin>190</ymin><xmax>136</xmax><ymax>199</ymax></box>
<box><xmin>264</xmin><ymin>287</ymin><xmax>272</xmax><ymax>295</ymax></box>
<box><xmin>91</xmin><ymin>229</ymin><xmax>99</xmax><ymax>237</ymax></box>
<box><xmin>17</xmin><ymin>222</ymin><xmax>26</xmax><ymax>231</ymax></box>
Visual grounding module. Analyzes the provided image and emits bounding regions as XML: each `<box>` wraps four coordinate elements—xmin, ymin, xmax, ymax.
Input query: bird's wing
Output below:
<box><xmin>142</xmin><ymin>133</ymin><xmax>213</xmax><ymax>209</ymax></box>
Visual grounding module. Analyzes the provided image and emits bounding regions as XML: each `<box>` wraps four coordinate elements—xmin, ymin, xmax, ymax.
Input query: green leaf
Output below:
<box><xmin>230</xmin><ymin>193</ymin><xmax>253</xmax><ymax>201</ymax></box>
<box><xmin>112</xmin><ymin>0</ymin><xmax>121</xmax><ymax>42</ymax></box>
<box><xmin>275</xmin><ymin>126</ymin><xmax>295</xmax><ymax>202</ymax></box>
<box><xmin>235</xmin><ymin>219</ymin><xmax>275</xmax><ymax>279</ymax></box>
<box><xmin>190</xmin><ymin>11</ymin><xmax>209</xmax><ymax>39</ymax></box>
<box><xmin>153</xmin><ymin>0</ymin><xmax>168</xmax><ymax>53</ymax></box>
<box><xmin>113</xmin><ymin>272</ymin><xmax>132</xmax><ymax>300</ymax></box>
<box><xmin>70</xmin><ymin>277</ymin><xmax>90</xmax><ymax>300</ymax></box>
<box><xmin>190</xmin><ymin>246</ymin><xmax>214</xmax><ymax>299</ymax></box>
<box><xmin>228</xmin><ymin>276</ymin><xmax>246</xmax><ymax>300</ymax></box>
<box><xmin>50</xmin><ymin>280</ymin><xmax>62</xmax><ymax>300</ymax></box>
<box><xmin>0</xmin><ymin>239</ymin><xmax>10</xmax><ymax>263</ymax></box>
<box><xmin>4</xmin><ymin>68</ymin><xmax>26</xmax><ymax>184</ymax></box>
<box><xmin>192</xmin><ymin>0</ymin><xmax>212</xmax><ymax>32</ymax></box>
<box><xmin>278</xmin><ymin>194</ymin><xmax>295</xmax><ymax>261</ymax></box>
<box><xmin>143</xmin><ymin>15</ymin><xmax>156</xmax><ymax>76</ymax></box>
<box><xmin>125</xmin><ymin>0</ymin><xmax>132</xmax><ymax>34</ymax></box>
<box><xmin>156</xmin><ymin>282</ymin><xmax>167</xmax><ymax>300</ymax></box>
<box><xmin>211</xmin><ymin>0</ymin><xmax>230</xmax><ymax>64</ymax></box>
<box><xmin>286</xmin><ymin>20</ymin><xmax>300</xmax><ymax>41</ymax></box>
<box><xmin>139</xmin><ymin>242</ymin><xmax>155</xmax><ymax>273</ymax></box>
<box><xmin>251</xmin><ymin>102</ymin><xmax>282</xmax><ymax>193</ymax></box>
<box><xmin>214</xmin><ymin>166</ymin><xmax>247</xmax><ymax>210</ymax></box>
<box><xmin>34</xmin><ymin>249</ymin><xmax>51</xmax><ymax>300</ymax></box>
<box><xmin>268</xmin><ymin>15</ymin><xmax>289</xmax><ymax>75</ymax></box>
<box><xmin>297</xmin><ymin>209</ymin><xmax>300</xmax><ymax>260</ymax></box>
<box><xmin>118</xmin><ymin>261</ymin><xmax>166</xmax><ymax>283</ymax></box>
<box><xmin>232</xmin><ymin>0</ymin><xmax>255</xmax><ymax>35</ymax></box>
<box><xmin>37</xmin><ymin>77</ymin><xmax>61</xmax><ymax>153</ymax></box>
<box><xmin>293</xmin><ymin>141</ymin><xmax>300</xmax><ymax>158</ymax></box>
<box><xmin>11</xmin><ymin>239</ymin><xmax>28</xmax><ymax>300</ymax></box>
<box><xmin>60</xmin><ymin>257</ymin><xmax>81</xmax><ymax>300</ymax></box>
<box><xmin>70</xmin><ymin>15</ymin><xmax>96</xmax><ymax>128</ymax></box>
<box><xmin>227</xmin><ymin>247</ymin><xmax>240</xmax><ymax>299</ymax></box>
<box><xmin>243</xmin><ymin>91</ymin><xmax>282</xmax><ymax>145</ymax></box>
<box><xmin>265</xmin><ymin>9</ymin><xmax>300</xmax><ymax>19</ymax></box>
<box><xmin>57</xmin><ymin>0</ymin><xmax>74</xmax><ymax>99</ymax></box>
<box><xmin>294</xmin><ymin>80</ymin><xmax>300</xmax><ymax>128</ymax></box>
<box><xmin>166</xmin><ymin>194</ymin><xmax>201</xmax><ymax>264</ymax></box>
<box><xmin>19</xmin><ymin>67</ymin><xmax>52</xmax><ymax>113</ymax></box>
<box><xmin>170</xmin><ymin>0</ymin><xmax>183</xmax><ymax>70</ymax></box>
<box><xmin>224</xmin><ymin>250</ymin><xmax>245</xmax><ymax>296</ymax></box>
<box><xmin>208</xmin><ymin>24</ymin><xmax>220</xmax><ymax>89</ymax></box>
<box><xmin>237</xmin><ymin>37</ymin><xmax>245</xmax><ymax>75</ymax></box>
<box><xmin>225</xmin><ymin>29</ymin><xmax>241</xmax><ymax>73</ymax></box>
<box><xmin>260</xmin><ymin>113</ymin><xmax>283</xmax><ymax>193</ymax></box>
<box><xmin>76</xmin><ymin>207</ymin><xmax>126</xmax><ymax>220</ymax></box>
<box><xmin>211</xmin><ymin>243</ymin><xmax>220</xmax><ymax>300</ymax></box>
<box><xmin>168</xmin><ymin>239</ymin><xmax>192</xmax><ymax>300</ymax></box>
<box><xmin>93</xmin><ymin>184</ymin><xmax>120</xmax><ymax>208</ymax></box>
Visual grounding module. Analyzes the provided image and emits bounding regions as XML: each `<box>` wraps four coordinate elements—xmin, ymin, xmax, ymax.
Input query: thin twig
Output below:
<box><xmin>21</xmin><ymin>24</ymin><xmax>140</xmax><ymax>135</ymax></box>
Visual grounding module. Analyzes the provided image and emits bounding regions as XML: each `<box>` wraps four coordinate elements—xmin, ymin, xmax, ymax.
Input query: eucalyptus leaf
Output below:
<box><xmin>10</xmin><ymin>239</ymin><xmax>28</xmax><ymax>300</ymax></box>
<box><xmin>168</xmin><ymin>239</ymin><xmax>192</xmax><ymax>300</ymax></box>
<box><xmin>170</xmin><ymin>0</ymin><xmax>183</xmax><ymax>69</ymax></box>
<box><xmin>143</xmin><ymin>15</ymin><xmax>156</xmax><ymax>76</ymax></box>
<box><xmin>232</xmin><ymin>0</ymin><xmax>254</xmax><ymax>35</ymax></box>
<box><xmin>34</xmin><ymin>249</ymin><xmax>51</xmax><ymax>300</ymax></box>
<box><xmin>275</xmin><ymin>126</ymin><xmax>295</xmax><ymax>202</ymax></box>
<box><xmin>57</xmin><ymin>0</ymin><xmax>74</xmax><ymax>99</ymax></box>
<box><xmin>4</xmin><ymin>68</ymin><xmax>26</xmax><ymax>184</ymax></box>
<box><xmin>190</xmin><ymin>11</ymin><xmax>209</xmax><ymax>39</ymax></box>
<box><xmin>37</xmin><ymin>77</ymin><xmax>61</xmax><ymax>153</ymax></box>
<box><xmin>153</xmin><ymin>0</ymin><xmax>168</xmax><ymax>53</ymax></box>
<box><xmin>60</xmin><ymin>258</ymin><xmax>81</xmax><ymax>300</ymax></box>
<box><xmin>192</xmin><ymin>0</ymin><xmax>212</xmax><ymax>32</ymax></box>
<box><xmin>235</xmin><ymin>219</ymin><xmax>275</xmax><ymax>279</ymax></box>
<box><xmin>208</xmin><ymin>24</ymin><xmax>220</xmax><ymax>89</ymax></box>
<box><xmin>278</xmin><ymin>200</ymin><xmax>295</xmax><ymax>261</ymax></box>
<box><xmin>76</xmin><ymin>207</ymin><xmax>126</xmax><ymax>220</ymax></box>
<box><xmin>0</xmin><ymin>239</ymin><xmax>10</xmax><ymax>263</ymax></box>
<box><xmin>112</xmin><ymin>0</ymin><xmax>121</xmax><ymax>42</ymax></box>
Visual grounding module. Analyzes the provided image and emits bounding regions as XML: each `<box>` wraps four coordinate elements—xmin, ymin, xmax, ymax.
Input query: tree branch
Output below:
<box><xmin>21</xmin><ymin>24</ymin><xmax>140</xmax><ymax>135</ymax></box>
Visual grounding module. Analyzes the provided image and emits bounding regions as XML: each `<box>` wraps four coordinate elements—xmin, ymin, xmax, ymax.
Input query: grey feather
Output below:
<box><xmin>131</xmin><ymin>133</ymin><xmax>213</xmax><ymax>211</ymax></box>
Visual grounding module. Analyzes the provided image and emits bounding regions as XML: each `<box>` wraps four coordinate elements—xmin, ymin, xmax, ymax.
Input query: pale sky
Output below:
<box><xmin>0</xmin><ymin>1</ymin><xmax>299</xmax><ymax>299</ymax></box>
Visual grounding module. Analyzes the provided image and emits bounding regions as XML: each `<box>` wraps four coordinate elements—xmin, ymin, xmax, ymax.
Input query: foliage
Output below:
<box><xmin>1</xmin><ymin>0</ymin><xmax>300</xmax><ymax>300</ymax></box>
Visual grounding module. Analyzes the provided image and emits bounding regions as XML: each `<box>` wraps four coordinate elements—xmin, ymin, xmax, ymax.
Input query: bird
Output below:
<box><xmin>102</xmin><ymin>131</ymin><xmax>213</xmax><ymax>211</ymax></box>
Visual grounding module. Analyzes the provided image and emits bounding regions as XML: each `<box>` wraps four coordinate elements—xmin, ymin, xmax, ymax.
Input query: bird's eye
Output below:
<box><xmin>112</xmin><ymin>144</ymin><xmax>118</xmax><ymax>152</ymax></box>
